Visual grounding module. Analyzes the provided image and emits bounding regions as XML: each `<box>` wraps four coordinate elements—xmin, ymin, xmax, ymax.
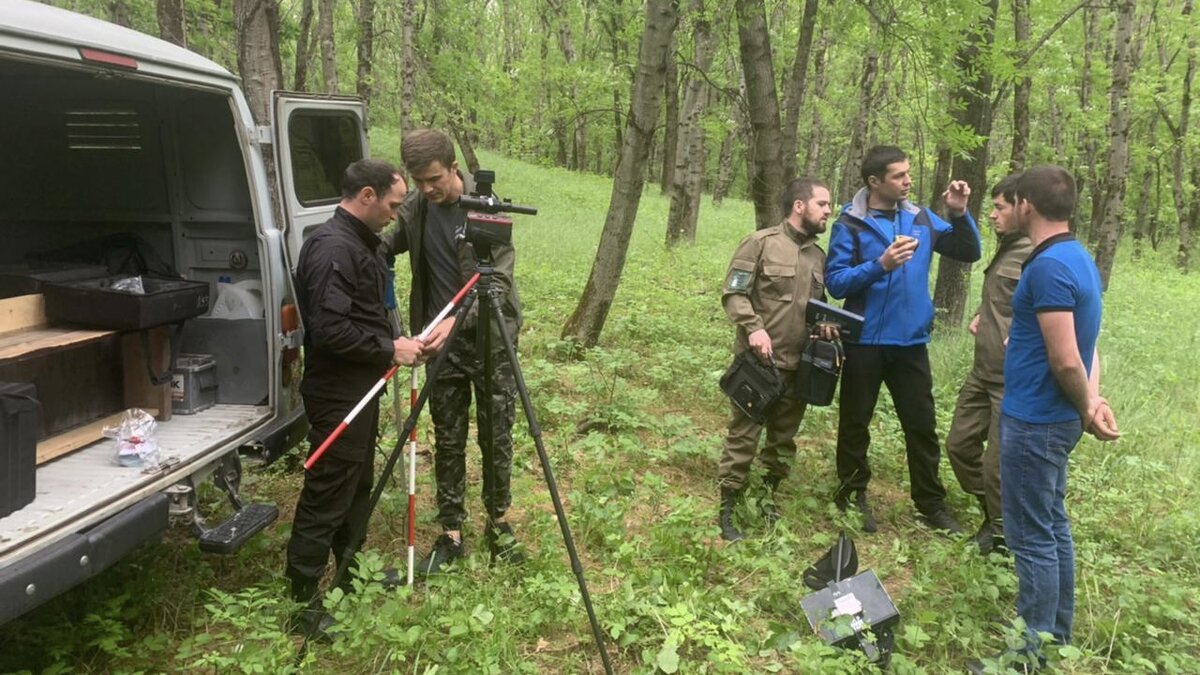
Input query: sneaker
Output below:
<box><xmin>419</xmin><ymin>533</ymin><xmax>464</xmax><ymax>576</ymax></box>
<box><xmin>918</xmin><ymin>508</ymin><xmax>964</xmax><ymax>535</ymax></box>
<box><xmin>486</xmin><ymin>522</ymin><xmax>526</xmax><ymax>565</ymax></box>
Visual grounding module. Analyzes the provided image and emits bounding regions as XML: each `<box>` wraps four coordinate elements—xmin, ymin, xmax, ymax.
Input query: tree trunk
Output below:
<box><xmin>935</xmin><ymin>0</ymin><xmax>998</xmax><ymax>329</ymax></box>
<box><xmin>803</xmin><ymin>27</ymin><xmax>831</xmax><ymax>178</ymax></box>
<box><xmin>735</xmin><ymin>0</ymin><xmax>786</xmax><ymax>230</ymax></box>
<box><xmin>1093</xmin><ymin>0</ymin><xmax>1141</xmax><ymax>289</ymax></box>
<box><xmin>666</xmin><ymin>0</ymin><xmax>715</xmax><ymax>246</ymax></box>
<box><xmin>780</xmin><ymin>0</ymin><xmax>819</xmax><ymax>181</ymax></box>
<box><xmin>1172</xmin><ymin>0</ymin><xmax>1196</xmax><ymax>271</ymax></box>
<box><xmin>1079</xmin><ymin>4</ymin><xmax>1103</xmax><ymax>241</ymax></box>
<box><xmin>156</xmin><ymin>0</ymin><xmax>186</xmax><ymax>47</ymax></box>
<box><xmin>355</xmin><ymin>0</ymin><xmax>377</xmax><ymax>107</ymax></box>
<box><xmin>661</xmin><ymin>32</ymin><xmax>679</xmax><ymax>192</ymax></box>
<box><xmin>562</xmin><ymin>0</ymin><xmax>678</xmax><ymax>347</ymax></box>
<box><xmin>838</xmin><ymin>46</ymin><xmax>880</xmax><ymax>201</ymax></box>
<box><xmin>294</xmin><ymin>0</ymin><xmax>315</xmax><ymax>90</ymax></box>
<box><xmin>712</xmin><ymin>124</ymin><xmax>736</xmax><ymax>206</ymax></box>
<box><xmin>400</xmin><ymin>0</ymin><xmax>417</xmax><ymax>134</ymax></box>
<box><xmin>450</xmin><ymin>120</ymin><xmax>481</xmax><ymax>175</ymax></box>
<box><xmin>1010</xmin><ymin>0</ymin><xmax>1030</xmax><ymax>171</ymax></box>
<box><xmin>234</xmin><ymin>0</ymin><xmax>283</xmax><ymax>126</ymax></box>
<box><xmin>318</xmin><ymin>0</ymin><xmax>338</xmax><ymax>94</ymax></box>
<box><xmin>108</xmin><ymin>1</ymin><xmax>132</xmax><ymax>28</ymax></box>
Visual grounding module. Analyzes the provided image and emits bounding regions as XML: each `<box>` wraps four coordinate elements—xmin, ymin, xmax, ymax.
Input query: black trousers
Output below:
<box><xmin>285</xmin><ymin>394</ymin><xmax>380</xmax><ymax>582</ymax></box>
<box><xmin>835</xmin><ymin>343</ymin><xmax>947</xmax><ymax>513</ymax></box>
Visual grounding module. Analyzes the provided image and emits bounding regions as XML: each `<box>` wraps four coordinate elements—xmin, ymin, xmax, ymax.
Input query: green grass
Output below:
<box><xmin>2</xmin><ymin>143</ymin><xmax>1198</xmax><ymax>674</ymax></box>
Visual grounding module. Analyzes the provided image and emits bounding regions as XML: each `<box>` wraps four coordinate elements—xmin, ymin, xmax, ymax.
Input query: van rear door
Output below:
<box><xmin>272</xmin><ymin>93</ymin><xmax>369</xmax><ymax>264</ymax></box>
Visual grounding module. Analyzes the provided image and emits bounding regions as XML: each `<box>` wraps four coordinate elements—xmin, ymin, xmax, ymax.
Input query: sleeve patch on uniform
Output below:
<box><xmin>728</xmin><ymin>269</ymin><xmax>752</xmax><ymax>291</ymax></box>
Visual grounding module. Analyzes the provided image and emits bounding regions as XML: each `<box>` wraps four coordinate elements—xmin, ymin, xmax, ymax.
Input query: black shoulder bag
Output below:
<box><xmin>719</xmin><ymin>351</ymin><xmax>784</xmax><ymax>424</ymax></box>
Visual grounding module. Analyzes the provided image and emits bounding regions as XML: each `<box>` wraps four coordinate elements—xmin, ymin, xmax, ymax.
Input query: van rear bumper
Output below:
<box><xmin>0</xmin><ymin>494</ymin><xmax>168</xmax><ymax>625</ymax></box>
<box><xmin>242</xmin><ymin>403</ymin><xmax>308</xmax><ymax>466</ymax></box>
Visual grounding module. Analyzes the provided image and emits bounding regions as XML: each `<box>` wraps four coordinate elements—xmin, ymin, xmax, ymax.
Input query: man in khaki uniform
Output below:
<box><xmin>947</xmin><ymin>174</ymin><xmax>1033</xmax><ymax>554</ymax></box>
<box><xmin>717</xmin><ymin>177</ymin><xmax>834</xmax><ymax>541</ymax></box>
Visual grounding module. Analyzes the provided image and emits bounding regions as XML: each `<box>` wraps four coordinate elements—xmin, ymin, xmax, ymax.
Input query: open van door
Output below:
<box><xmin>273</xmin><ymin>93</ymin><xmax>369</xmax><ymax>266</ymax></box>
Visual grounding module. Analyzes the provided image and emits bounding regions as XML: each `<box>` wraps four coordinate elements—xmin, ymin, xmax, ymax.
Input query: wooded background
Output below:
<box><xmin>53</xmin><ymin>0</ymin><xmax>1199</xmax><ymax>345</ymax></box>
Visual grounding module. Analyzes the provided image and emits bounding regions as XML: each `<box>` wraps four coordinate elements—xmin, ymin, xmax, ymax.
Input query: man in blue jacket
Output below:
<box><xmin>825</xmin><ymin>145</ymin><xmax>981</xmax><ymax>533</ymax></box>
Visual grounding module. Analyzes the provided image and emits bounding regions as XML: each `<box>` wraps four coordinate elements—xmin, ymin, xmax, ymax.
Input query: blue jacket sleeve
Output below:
<box><xmin>931</xmin><ymin>210</ymin><xmax>982</xmax><ymax>263</ymax></box>
<box><xmin>825</xmin><ymin>221</ymin><xmax>887</xmax><ymax>299</ymax></box>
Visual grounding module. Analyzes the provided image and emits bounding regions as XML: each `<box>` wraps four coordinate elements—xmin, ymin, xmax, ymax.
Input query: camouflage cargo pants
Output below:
<box><xmin>429</xmin><ymin>327</ymin><xmax>517</xmax><ymax>531</ymax></box>
<box><xmin>946</xmin><ymin>371</ymin><xmax>1005</xmax><ymax>529</ymax></box>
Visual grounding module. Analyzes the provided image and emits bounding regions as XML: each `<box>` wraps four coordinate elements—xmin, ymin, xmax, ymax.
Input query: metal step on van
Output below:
<box><xmin>0</xmin><ymin>0</ymin><xmax>368</xmax><ymax>625</ymax></box>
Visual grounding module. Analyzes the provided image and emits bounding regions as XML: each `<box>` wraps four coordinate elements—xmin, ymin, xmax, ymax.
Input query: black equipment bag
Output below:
<box><xmin>719</xmin><ymin>351</ymin><xmax>784</xmax><ymax>424</ymax></box>
<box><xmin>0</xmin><ymin>382</ymin><xmax>39</xmax><ymax>519</ymax></box>
<box><xmin>795</xmin><ymin>338</ymin><xmax>843</xmax><ymax>406</ymax></box>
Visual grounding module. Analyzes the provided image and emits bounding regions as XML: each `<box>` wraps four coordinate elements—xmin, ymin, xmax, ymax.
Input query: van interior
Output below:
<box><xmin>0</xmin><ymin>55</ymin><xmax>274</xmax><ymax>559</ymax></box>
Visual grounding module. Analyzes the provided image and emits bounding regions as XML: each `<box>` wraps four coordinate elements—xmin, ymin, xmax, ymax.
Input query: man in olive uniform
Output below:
<box><xmin>947</xmin><ymin>175</ymin><xmax>1032</xmax><ymax>554</ymax></box>
<box><xmin>717</xmin><ymin>177</ymin><xmax>834</xmax><ymax>542</ymax></box>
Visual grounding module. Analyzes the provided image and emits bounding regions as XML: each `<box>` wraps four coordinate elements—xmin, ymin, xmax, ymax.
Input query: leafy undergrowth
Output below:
<box><xmin>2</xmin><ymin>148</ymin><xmax>1198</xmax><ymax>674</ymax></box>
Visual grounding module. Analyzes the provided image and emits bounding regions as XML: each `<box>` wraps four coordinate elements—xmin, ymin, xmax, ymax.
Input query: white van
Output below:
<box><xmin>0</xmin><ymin>0</ymin><xmax>366</xmax><ymax>624</ymax></box>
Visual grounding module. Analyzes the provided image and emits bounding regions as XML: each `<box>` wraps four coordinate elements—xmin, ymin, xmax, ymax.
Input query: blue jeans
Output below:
<box><xmin>999</xmin><ymin>413</ymin><xmax>1083</xmax><ymax>648</ymax></box>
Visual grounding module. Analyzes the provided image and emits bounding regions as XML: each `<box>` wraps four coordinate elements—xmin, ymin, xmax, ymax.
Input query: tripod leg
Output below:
<box><xmin>483</xmin><ymin>290</ymin><xmax>614</xmax><ymax>675</ymax></box>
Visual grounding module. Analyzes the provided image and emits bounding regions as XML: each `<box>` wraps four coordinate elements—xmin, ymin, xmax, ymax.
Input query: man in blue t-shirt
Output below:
<box><xmin>971</xmin><ymin>166</ymin><xmax>1119</xmax><ymax>670</ymax></box>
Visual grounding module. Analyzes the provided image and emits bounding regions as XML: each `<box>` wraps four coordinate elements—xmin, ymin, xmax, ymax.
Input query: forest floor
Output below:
<box><xmin>1</xmin><ymin>143</ymin><xmax>1198</xmax><ymax>674</ymax></box>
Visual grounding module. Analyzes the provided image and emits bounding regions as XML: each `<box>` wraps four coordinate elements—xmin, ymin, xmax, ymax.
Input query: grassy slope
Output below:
<box><xmin>1</xmin><ymin>143</ymin><xmax>1197</xmax><ymax>674</ymax></box>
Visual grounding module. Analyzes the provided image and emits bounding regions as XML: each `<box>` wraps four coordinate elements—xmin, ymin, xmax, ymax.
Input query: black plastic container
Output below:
<box><xmin>0</xmin><ymin>263</ymin><xmax>109</xmax><ymax>300</ymax></box>
<box><xmin>0</xmin><ymin>382</ymin><xmax>39</xmax><ymax>519</ymax></box>
<box><xmin>43</xmin><ymin>276</ymin><xmax>210</xmax><ymax>330</ymax></box>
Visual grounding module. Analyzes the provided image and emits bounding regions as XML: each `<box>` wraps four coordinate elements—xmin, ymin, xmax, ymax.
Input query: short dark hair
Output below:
<box><xmin>401</xmin><ymin>129</ymin><xmax>456</xmax><ymax>174</ymax></box>
<box><xmin>1015</xmin><ymin>165</ymin><xmax>1076</xmax><ymax>221</ymax></box>
<box><xmin>341</xmin><ymin>158</ymin><xmax>401</xmax><ymax>200</ymax></box>
<box><xmin>861</xmin><ymin>145</ymin><xmax>908</xmax><ymax>186</ymax></box>
<box><xmin>990</xmin><ymin>173</ymin><xmax>1021</xmax><ymax>204</ymax></box>
<box><xmin>779</xmin><ymin>177</ymin><xmax>829</xmax><ymax>216</ymax></box>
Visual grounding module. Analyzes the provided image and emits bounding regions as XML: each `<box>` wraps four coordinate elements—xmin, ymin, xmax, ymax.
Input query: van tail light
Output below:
<box><xmin>281</xmin><ymin>303</ymin><xmax>300</xmax><ymax>364</ymax></box>
<box><xmin>78</xmin><ymin>48</ymin><xmax>138</xmax><ymax>70</ymax></box>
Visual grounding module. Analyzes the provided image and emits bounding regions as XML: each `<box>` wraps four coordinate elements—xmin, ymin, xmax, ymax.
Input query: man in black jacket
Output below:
<box><xmin>286</xmin><ymin>159</ymin><xmax>429</xmax><ymax>637</ymax></box>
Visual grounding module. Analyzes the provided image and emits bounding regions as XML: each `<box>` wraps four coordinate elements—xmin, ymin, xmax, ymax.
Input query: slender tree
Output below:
<box><xmin>317</xmin><ymin>0</ymin><xmax>338</xmax><ymax>94</ymax></box>
<box><xmin>735</xmin><ymin>0</ymin><xmax>785</xmax><ymax>230</ymax></box>
<box><xmin>780</xmin><ymin>0</ymin><xmax>819</xmax><ymax>182</ymax></box>
<box><xmin>293</xmin><ymin>0</ymin><xmax>315</xmax><ymax>90</ymax></box>
<box><xmin>156</xmin><ymin>0</ymin><xmax>186</xmax><ymax>47</ymax></box>
<box><xmin>1167</xmin><ymin>0</ymin><xmax>1196</xmax><ymax>270</ymax></box>
<box><xmin>562</xmin><ymin>0</ymin><xmax>679</xmax><ymax>347</ymax></box>
<box><xmin>355</xmin><ymin>0</ymin><xmax>377</xmax><ymax>107</ymax></box>
<box><xmin>666</xmin><ymin>0</ymin><xmax>715</xmax><ymax>246</ymax></box>
<box><xmin>1094</xmin><ymin>0</ymin><xmax>1144</xmax><ymax>288</ymax></box>
<box><xmin>934</xmin><ymin>0</ymin><xmax>999</xmax><ymax>328</ymax></box>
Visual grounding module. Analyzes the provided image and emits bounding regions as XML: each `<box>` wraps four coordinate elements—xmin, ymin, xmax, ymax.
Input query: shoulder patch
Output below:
<box><xmin>727</xmin><ymin>269</ymin><xmax>753</xmax><ymax>291</ymax></box>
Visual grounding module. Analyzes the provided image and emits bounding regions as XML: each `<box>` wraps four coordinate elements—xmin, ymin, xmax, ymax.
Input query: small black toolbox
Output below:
<box><xmin>43</xmin><ymin>276</ymin><xmax>210</xmax><ymax>330</ymax></box>
<box><xmin>0</xmin><ymin>382</ymin><xmax>39</xmax><ymax>519</ymax></box>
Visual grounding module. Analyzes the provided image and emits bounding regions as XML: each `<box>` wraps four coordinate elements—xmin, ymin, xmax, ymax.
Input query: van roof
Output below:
<box><xmin>1</xmin><ymin>0</ymin><xmax>234</xmax><ymax>81</ymax></box>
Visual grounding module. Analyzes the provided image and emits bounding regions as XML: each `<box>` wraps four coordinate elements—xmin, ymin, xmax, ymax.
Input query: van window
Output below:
<box><xmin>287</xmin><ymin>111</ymin><xmax>362</xmax><ymax>206</ymax></box>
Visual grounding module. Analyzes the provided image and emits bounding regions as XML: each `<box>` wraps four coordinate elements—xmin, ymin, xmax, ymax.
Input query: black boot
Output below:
<box><xmin>973</xmin><ymin>496</ymin><xmax>997</xmax><ymax>555</ymax></box>
<box><xmin>289</xmin><ymin>575</ymin><xmax>336</xmax><ymax>643</ymax></box>
<box><xmin>761</xmin><ymin>475</ymin><xmax>783</xmax><ymax>526</ymax></box>
<box><xmin>835</xmin><ymin>490</ymin><xmax>877</xmax><ymax>533</ymax></box>
<box><xmin>718</xmin><ymin>487</ymin><xmax>744</xmax><ymax>542</ymax></box>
